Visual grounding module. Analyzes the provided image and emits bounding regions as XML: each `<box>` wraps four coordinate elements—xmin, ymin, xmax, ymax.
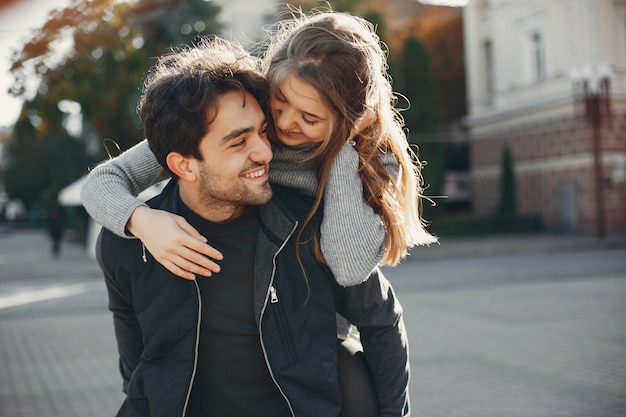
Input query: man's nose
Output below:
<box><xmin>250</xmin><ymin>135</ymin><xmax>272</xmax><ymax>162</ymax></box>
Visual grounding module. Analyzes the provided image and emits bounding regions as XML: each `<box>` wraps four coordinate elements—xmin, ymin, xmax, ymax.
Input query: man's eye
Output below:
<box><xmin>232</xmin><ymin>139</ymin><xmax>245</xmax><ymax>148</ymax></box>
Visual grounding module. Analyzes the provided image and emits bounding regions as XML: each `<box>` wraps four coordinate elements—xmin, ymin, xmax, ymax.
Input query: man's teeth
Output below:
<box><xmin>243</xmin><ymin>168</ymin><xmax>265</xmax><ymax>178</ymax></box>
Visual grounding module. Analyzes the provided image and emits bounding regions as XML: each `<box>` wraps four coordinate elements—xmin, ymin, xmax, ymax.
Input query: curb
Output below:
<box><xmin>406</xmin><ymin>233</ymin><xmax>626</xmax><ymax>261</ymax></box>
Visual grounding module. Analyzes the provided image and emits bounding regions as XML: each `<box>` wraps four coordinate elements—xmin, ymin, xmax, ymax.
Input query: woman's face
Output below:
<box><xmin>270</xmin><ymin>74</ymin><xmax>335</xmax><ymax>146</ymax></box>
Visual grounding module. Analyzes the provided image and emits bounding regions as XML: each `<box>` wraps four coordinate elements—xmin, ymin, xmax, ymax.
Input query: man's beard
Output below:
<box><xmin>197</xmin><ymin>163</ymin><xmax>272</xmax><ymax>211</ymax></box>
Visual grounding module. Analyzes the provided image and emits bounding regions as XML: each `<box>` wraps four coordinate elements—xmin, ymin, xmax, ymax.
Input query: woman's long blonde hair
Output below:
<box><xmin>262</xmin><ymin>9</ymin><xmax>437</xmax><ymax>266</ymax></box>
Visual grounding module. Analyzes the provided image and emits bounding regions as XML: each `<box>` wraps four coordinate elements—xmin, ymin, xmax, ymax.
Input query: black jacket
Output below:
<box><xmin>97</xmin><ymin>180</ymin><xmax>410</xmax><ymax>417</ymax></box>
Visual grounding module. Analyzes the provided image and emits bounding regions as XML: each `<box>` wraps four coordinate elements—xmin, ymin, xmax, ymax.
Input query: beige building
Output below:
<box><xmin>213</xmin><ymin>0</ymin><xmax>278</xmax><ymax>47</ymax></box>
<box><xmin>463</xmin><ymin>0</ymin><xmax>626</xmax><ymax>235</ymax></box>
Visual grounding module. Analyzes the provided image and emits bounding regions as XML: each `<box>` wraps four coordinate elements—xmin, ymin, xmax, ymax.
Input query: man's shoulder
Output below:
<box><xmin>145</xmin><ymin>177</ymin><xmax>178</xmax><ymax>209</ymax></box>
<box><xmin>97</xmin><ymin>227</ymin><xmax>139</xmax><ymax>262</ymax></box>
<box><xmin>97</xmin><ymin>180</ymin><xmax>179</xmax><ymax>271</ymax></box>
<box><xmin>260</xmin><ymin>185</ymin><xmax>321</xmax><ymax>247</ymax></box>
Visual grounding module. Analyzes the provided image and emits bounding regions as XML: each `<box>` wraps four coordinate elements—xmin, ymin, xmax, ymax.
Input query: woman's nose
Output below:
<box><xmin>275</xmin><ymin>107</ymin><xmax>295</xmax><ymax>130</ymax></box>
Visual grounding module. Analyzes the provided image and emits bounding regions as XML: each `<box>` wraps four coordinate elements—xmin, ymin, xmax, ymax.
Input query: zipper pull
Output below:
<box><xmin>270</xmin><ymin>286</ymin><xmax>278</xmax><ymax>303</ymax></box>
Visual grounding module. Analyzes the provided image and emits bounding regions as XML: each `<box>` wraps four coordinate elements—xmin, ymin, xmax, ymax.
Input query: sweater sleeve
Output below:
<box><xmin>320</xmin><ymin>143</ymin><xmax>392</xmax><ymax>286</ymax></box>
<box><xmin>81</xmin><ymin>139</ymin><xmax>167</xmax><ymax>238</ymax></box>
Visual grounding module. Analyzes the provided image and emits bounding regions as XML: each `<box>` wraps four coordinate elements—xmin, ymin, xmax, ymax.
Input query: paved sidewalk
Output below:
<box><xmin>0</xmin><ymin>313</ymin><xmax>124</xmax><ymax>417</ymax></box>
<box><xmin>0</xmin><ymin>226</ymin><xmax>123</xmax><ymax>417</ymax></box>
<box><xmin>1</xmin><ymin>227</ymin><xmax>624</xmax><ymax>417</ymax></box>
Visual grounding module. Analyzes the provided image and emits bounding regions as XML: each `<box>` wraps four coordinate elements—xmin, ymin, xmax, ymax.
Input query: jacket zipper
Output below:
<box><xmin>259</xmin><ymin>221</ymin><xmax>298</xmax><ymax>417</ymax></box>
<box><xmin>182</xmin><ymin>280</ymin><xmax>202</xmax><ymax>417</ymax></box>
<box><xmin>270</xmin><ymin>286</ymin><xmax>278</xmax><ymax>303</ymax></box>
<box><xmin>270</xmin><ymin>285</ymin><xmax>298</xmax><ymax>363</ymax></box>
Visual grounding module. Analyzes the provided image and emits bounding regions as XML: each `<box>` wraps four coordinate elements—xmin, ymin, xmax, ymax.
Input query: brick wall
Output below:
<box><xmin>470</xmin><ymin>113</ymin><xmax>626</xmax><ymax>235</ymax></box>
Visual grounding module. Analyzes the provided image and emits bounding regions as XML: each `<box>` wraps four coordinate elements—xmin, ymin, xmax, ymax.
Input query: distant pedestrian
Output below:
<box><xmin>47</xmin><ymin>206</ymin><xmax>65</xmax><ymax>257</ymax></box>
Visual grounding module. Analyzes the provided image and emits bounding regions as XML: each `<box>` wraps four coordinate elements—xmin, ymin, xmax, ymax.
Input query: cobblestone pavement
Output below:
<box><xmin>1</xmin><ymin>225</ymin><xmax>625</xmax><ymax>417</ymax></box>
<box><xmin>388</xmin><ymin>272</ymin><xmax>626</xmax><ymax>417</ymax></box>
<box><xmin>0</xmin><ymin>227</ymin><xmax>123</xmax><ymax>417</ymax></box>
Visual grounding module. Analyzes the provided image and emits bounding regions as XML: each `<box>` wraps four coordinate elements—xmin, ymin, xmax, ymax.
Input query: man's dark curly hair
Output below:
<box><xmin>137</xmin><ymin>36</ymin><xmax>269</xmax><ymax>175</ymax></box>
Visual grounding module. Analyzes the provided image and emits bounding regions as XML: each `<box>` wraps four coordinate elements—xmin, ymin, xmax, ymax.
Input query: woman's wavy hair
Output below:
<box><xmin>260</xmin><ymin>9</ymin><xmax>436</xmax><ymax>267</ymax></box>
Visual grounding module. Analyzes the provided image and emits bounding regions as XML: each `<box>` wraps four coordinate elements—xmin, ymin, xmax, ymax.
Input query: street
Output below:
<box><xmin>384</xmin><ymin>248</ymin><xmax>626</xmax><ymax>417</ymax></box>
<box><xmin>1</xmin><ymin>227</ymin><xmax>625</xmax><ymax>417</ymax></box>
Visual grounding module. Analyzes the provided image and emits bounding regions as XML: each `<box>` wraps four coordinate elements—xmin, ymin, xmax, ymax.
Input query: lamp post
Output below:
<box><xmin>571</xmin><ymin>65</ymin><xmax>612</xmax><ymax>239</ymax></box>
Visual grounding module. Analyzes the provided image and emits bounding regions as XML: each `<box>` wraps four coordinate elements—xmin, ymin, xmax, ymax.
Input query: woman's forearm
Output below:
<box><xmin>81</xmin><ymin>140</ymin><xmax>167</xmax><ymax>237</ymax></box>
<box><xmin>321</xmin><ymin>143</ymin><xmax>388</xmax><ymax>286</ymax></box>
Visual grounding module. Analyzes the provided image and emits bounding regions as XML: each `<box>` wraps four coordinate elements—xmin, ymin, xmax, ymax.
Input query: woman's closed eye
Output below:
<box><xmin>273</xmin><ymin>91</ymin><xmax>320</xmax><ymax>126</ymax></box>
<box><xmin>302</xmin><ymin>116</ymin><xmax>317</xmax><ymax>126</ymax></box>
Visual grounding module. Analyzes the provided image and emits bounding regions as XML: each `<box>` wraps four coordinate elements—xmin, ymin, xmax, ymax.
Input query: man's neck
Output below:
<box><xmin>178</xmin><ymin>187</ymin><xmax>246</xmax><ymax>223</ymax></box>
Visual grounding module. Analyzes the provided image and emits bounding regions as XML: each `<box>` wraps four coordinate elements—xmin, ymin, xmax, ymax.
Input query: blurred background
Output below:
<box><xmin>0</xmin><ymin>2</ymin><xmax>625</xmax><ymax>417</ymax></box>
<box><xmin>0</xmin><ymin>0</ymin><xmax>623</xmax><ymax>242</ymax></box>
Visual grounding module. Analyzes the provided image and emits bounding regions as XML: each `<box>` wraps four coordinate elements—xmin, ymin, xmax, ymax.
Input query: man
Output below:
<box><xmin>97</xmin><ymin>36</ymin><xmax>409</xmax><ymax>417</ymax></box>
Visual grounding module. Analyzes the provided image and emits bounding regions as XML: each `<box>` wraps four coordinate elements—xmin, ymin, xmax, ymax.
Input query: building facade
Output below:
<box><xmin>212</xmin><ymin>0</ymin><xmax>278</xmax><ymax>47</ymax></box>
<box><xmin>463</xmin><ymin>0</ymin><xmax>626</xmax><ymax>235</ymax></box>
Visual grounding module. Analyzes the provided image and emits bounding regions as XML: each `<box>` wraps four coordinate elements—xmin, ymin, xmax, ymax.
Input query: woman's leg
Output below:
<box><xmin>337</xmin><ymin>337</ymin><xmax>379</xmax><ymax>417</ymax></box>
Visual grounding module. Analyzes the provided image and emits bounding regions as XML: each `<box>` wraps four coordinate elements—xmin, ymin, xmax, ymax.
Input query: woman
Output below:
<box><xmin>81</xmin><ymin>9</ymin><xmax>436</xmax><ymax>285</ymax></box>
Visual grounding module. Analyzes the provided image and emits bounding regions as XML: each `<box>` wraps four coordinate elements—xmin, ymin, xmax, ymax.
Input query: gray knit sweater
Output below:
<box><xmin>81</xmin><ymin>139</ymin><xmax>392</xmax><ymax>286</ymax></box>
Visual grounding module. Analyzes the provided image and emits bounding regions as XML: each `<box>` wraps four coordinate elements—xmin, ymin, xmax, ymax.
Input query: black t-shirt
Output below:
<box><xmin>179</xmin><ymin>200</ymin><xmax>291</xmax><ymax>417</ymax></box>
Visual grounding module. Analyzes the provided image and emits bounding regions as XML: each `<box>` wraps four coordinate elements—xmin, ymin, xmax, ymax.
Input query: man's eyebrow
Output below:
<box><xmin>220</xmin><ymin>118</ymin><xmax>267</xmax><ymax>144</ymax></box>
<box><xmin>221</xmin><ymin>127</ymin><xmax>253</xmax><ymax>144</ymax></box>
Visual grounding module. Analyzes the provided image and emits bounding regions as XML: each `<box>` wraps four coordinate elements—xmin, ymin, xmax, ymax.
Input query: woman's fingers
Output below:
<box><xmin>159</xmin><ymin>252</ymin><xmax>221</xmax><ymax>280</ymax></box>
<box><xmin>128</xmin><ymin>206</ymin><xmax>225</xmax><ymax>280</ymax></box>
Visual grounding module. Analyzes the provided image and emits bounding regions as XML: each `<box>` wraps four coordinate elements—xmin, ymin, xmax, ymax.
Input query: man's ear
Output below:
<box><xmin>166</xmin><ymin>152</ymin><xmax>197</xmax><ymax>182</ymax></box>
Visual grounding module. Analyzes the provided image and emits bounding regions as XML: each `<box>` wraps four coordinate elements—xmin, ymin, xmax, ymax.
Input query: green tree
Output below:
<box><xmin>132</xmin><ymin>0</ymin><xmax>222</xmax><ymax>55</ymax></box>
<box><xmin>390</xmin><ymin>36</ymin><xmax>444</xmax><ymax>216</ymax></box>
<box><xmin>6</xmin><ymin>0</ymin><xmax>222</xmax><ymax>211</ymax></box>
<box><xmin>10</xmin><ymin>0</ymin><xmax>223</xmax><ymax>154</ymax></box>
<box><xmin>496</xmin><ymin>144</ymin><xmax>517</xmax><ymax>216</ymax></box>
<box><xmin>392</xmin><ymin>37</ymin><xmax>439</xmax><ymax>134</ymax></box>
<box><xmin>4</xmin><ymin>109</ymin><xmax>93</xmax><ymax>210</ymax></box>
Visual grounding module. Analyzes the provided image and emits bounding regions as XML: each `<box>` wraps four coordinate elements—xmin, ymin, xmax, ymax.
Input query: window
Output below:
<box><xmin>622</xmin><ymin>14</ymin><xmax>626</xmax><ymax>65</ymax></box>
<box><xmin>483</xmin><ymin>39</ymin><xmax>494</xmax><ymax>103</ymax></box>
<box><xmin>531</xmin><ymin>32</ymin><xmax>546</xmax><ymax>82</ymax></box>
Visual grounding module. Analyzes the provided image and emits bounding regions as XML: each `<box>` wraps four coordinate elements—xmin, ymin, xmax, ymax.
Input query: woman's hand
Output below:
<box><xmin>126</xmin><ymin>206</ymin><xmax>223</xmax><ymax>280</ymax></box>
